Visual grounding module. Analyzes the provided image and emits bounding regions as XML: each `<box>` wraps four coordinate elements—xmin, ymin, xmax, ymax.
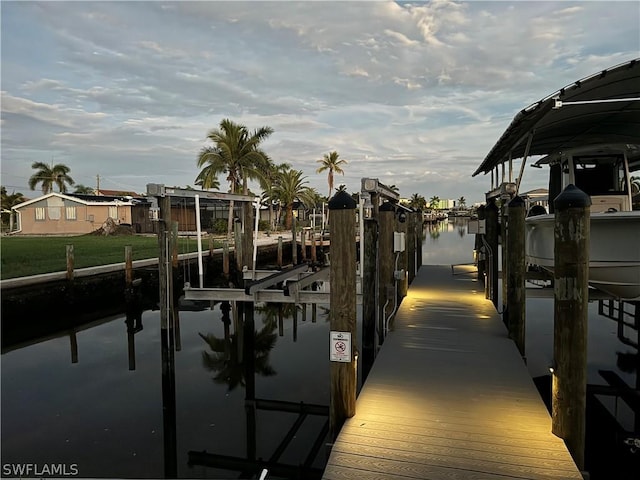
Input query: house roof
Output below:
<box><xmin>97</xmin><ymin>189</ymin><xmax>139</xmax><ymax>197</ymax></box>
<box><xmin>12</xmin><ymin>192</ymin><xmax>136</xmax><ymax>210</ymax></box>
<box><xmin>473</xmin><ymin>58</ymin><xmax>640</xmax><ymax>177</ymax></box>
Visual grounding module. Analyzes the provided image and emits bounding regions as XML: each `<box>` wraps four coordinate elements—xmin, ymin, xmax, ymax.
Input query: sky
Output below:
<box><xmin>1</xmin><ymin>1</ymin><xmax>639</xmax><ymax>205</ymax></box>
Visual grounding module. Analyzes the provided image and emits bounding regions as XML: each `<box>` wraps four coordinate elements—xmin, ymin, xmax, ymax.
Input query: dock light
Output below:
<box><xmin>548</xmin><ymin>363</ymin><xmax>556</xmax><ymax>374</ymax></box>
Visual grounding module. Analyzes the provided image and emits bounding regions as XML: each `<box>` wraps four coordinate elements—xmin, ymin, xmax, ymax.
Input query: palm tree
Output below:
<box><xmin>316</xmin><ymin>151</ymin><xmax>347</xmax><ymax>198</ymax></box>
<box><xmin>256</xmin><ymin>159</ymin><xmax>290</xmax><ymax>231</ymax></box>
<box><xmin>1</xmin><ymin>187</ymin><xmax>25</xmax><ymax>232</ymax></box>
<box><xmin>429</xmin><ymin>195</ymin><xmax>441</xmax><ymax>210</ymax></box>
<box><xmin>457</xmin><ymin>196</ymin><xmax>467</xmax><ymax>209</ymax></box>
<box><xmin>272</xmin><ymin>168</ymin><xmax>316</xmax><ymax>229</ymax></box>
<box><xmin>198</xmin><ymin>323</ymin><xmax>277</xmax><ymax>392</ymax></box>
<box><xmin>409</xmin><ymin>193</ymin><xmax>427</xmax><ymax>210</ymax></box>
<box><xmin>194</xmin><ymin>167</ymin><xmax>221</xmax><ymax>191</ymax></box>
<box><xmin>73</xmin><ymin>184</ymin><xmax>95</xmax><ymax>195</ymax></box>
<box><xmin>28</xmin><ymin>162</ymin><xmax>75</xmax><ymax>194</ymax></box>
<box><xmin>196</xmin><ymin>119</ymin><xmax>273</xmax><ymax>237</ymax></box>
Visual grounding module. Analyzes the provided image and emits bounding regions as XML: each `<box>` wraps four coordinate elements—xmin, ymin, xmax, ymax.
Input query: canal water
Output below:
<box><xmin>2</xmin><ymin>219</ymin><xmax>638</xmax><ymax>478</ymax></box>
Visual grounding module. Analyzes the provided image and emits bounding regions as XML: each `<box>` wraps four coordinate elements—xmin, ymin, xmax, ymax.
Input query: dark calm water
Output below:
<box><xmin>2</xmin><ymin>219</ymin><xmax>638</xmax><ymax>478</ymax></box>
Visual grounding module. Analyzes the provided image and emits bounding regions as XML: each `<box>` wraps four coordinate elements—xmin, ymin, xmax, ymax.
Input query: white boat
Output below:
<box><xmin>473</xmin><ymin>58</ymin><xmax>640</xmax><ymax>299</ymax></box>
<box><xmin>525</xmin><ymin>145</ymin><xmax>640</xmax><ymax>299</ymax></box>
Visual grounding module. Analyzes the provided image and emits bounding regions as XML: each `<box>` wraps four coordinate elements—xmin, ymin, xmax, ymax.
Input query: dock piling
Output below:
<box><xmin>506</xmin><ymin>195</ymin><xmax>526</xmax><ymax>356</ymax></box>
<box><xmin>328</xmin><ymin>190</ymin><xmax>357</xmax><ymax>440</ymax></box>
<box><xmin>551</xmin><ymin>184</ymin><xmax>590</xmax><ymax>470</ymax></box>
<box><xmin>362</xmin><ymin>217</ymin><xmax>378</xmax><ymax>380</ymax></box>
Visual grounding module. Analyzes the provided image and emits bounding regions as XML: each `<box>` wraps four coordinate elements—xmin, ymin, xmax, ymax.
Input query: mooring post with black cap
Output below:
<box><xmin>506</xmin><ymin>195</ymin><xmax>526</xmax><ymax>357</ymax></box>
<box><xmin>485</xmin><ymin>198</ymin><xmax>500</xmax><ymax>308</ymax></box>
<box><xmin>551</xmin><ymin>184</ymin><xmax>590</xmax><ymax>471</ymax></box>
<box><xmin>328</xmin><ymin>189</ymin><xmax>357</xmax><ymax>440</ymax></box>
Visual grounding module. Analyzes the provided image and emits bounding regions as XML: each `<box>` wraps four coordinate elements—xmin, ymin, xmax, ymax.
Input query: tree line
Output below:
<box><xmin>2</xmin><ymin>117</ymin><xmax>464</xmax><ymax>232</ymax></box>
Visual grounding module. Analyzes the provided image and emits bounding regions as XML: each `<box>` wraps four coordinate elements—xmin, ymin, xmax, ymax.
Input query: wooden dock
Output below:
<box><xmin>323</xmin><ymin>264</ymin><xmax>583</xmax><ymax>480</ymax></box>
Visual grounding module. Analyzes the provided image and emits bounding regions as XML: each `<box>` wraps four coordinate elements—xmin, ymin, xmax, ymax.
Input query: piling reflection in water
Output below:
<box><xmin>1</xmin><ymin>217</ymin><xmax>637</xmax><ymax>478</ymax></box>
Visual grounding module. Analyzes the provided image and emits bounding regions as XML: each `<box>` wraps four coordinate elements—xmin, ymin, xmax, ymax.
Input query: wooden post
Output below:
<box><xmin>551</xmin><ymin>185</ymin><xmax>590</xmax><ymax>470</ymax></box>
<box><xmin>406</xmin><ymin>211</ymin><xmax>415</xmax><ymax>284</ymax></box>
<box><xmin>378</xmin><ymin>202</ymin><xmax>395</xmax><ymax>345</ymax></box>
<box><xmin>501</xmin><ymin>200</ymin><xmax>509</xmax><ymax>319</ymax></box>
<box><xmin>223</xmin><ymin>241</ymin><xmax>230</xmax><ymax>278</ymax></box>
<box><xmin>277</xmin><ymin>236</ymin><xmax>283</xmax><ymax>267</ymax></box>
<box><xmin>416</xmin><ymin>210</ymin><xmax>423</xmax><ymax>270</ymax></box>
<box><xmin>328</xmin><ymin>190</ymin><xmax>357</xmax><ymax>440</ymax></box>
<box><xmin>485</xmin><ymin>199</ymin><xmax>500</xmax><ymax>308</ymax></box>
<box><xmin>70</xmin><ymin>330</ymin><xmax>78</xmax><ymax>364</ymax></box>
<box><xmin>362</xmin><ymin>217</ymin><xmax>378</xmax><ymax>380</ymax></box>
<box><xmin>242</xmin><ymin>201</ymin><xmax>254</xmax><ymax>271</ymax></box>
<box><xmin>234</xmin><ymin>219</ymin><xmax>243</xmax><ymax>281</ymax></box>
<box><xmin>156</xmin><ymin>193</ymin><xmax>177</xmax><ymax>477</ymax></box>
<box><xmin>397</xmin><ymin>209</ymin><xmax>408</xmax><ymax>300</ymax></box>
<box><xmin>506</xmin><ymin>196</ymin><xmax>526</xmax><ymax>356</ymax></box>
<box><xmin>66</xmin><ymin>244</ymin><xmax>74</xmax><ymax>281</ymax></box>
<box><xmin>125</xmin><ymin>245</ymin><xmax>133</xmax><ymax>288</ymax></box>
<box><xmin>476</xmin><ymin>205</ymin><xmax>486</xmax><ymax>281</ymax></box>
<box><xmin>291</xmin><ymin>215</ymin><xmax>298</xmax><ymax>265</ymax></box>
<box><xmin>311</xmin><ymin>233</ymin><xmax>317</xmax><ymax>263</ymax></box>
<box><xmin>301</xmin><ymin>229</ymin><xmax>307</xmax><ymax>261</ymax></box>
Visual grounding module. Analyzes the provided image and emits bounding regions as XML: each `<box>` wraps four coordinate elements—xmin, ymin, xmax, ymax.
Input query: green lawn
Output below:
<box><xmin>0</xmin><ymin>235</ymin><xmax>219</xmax><ymax>280</ymax></box>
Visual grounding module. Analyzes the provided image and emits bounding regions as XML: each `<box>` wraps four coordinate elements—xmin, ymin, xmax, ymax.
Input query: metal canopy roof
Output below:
<box><xmin>473</xmin><ymin>58</ymin><xmax>640</xmax><ymax>177</ymax></box>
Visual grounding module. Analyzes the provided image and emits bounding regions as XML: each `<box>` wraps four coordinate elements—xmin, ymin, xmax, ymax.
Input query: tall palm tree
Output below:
<box><xmin>429</xmin><ymin>195</ymin><xmax>441</xmax><ymax>210</ymax></box>
<box><xmin>409</xmin><ymin>193</ymin><xmax>426</xmax><ymax>210</ymax></box>
<box><xmin>196</xmin><ymin>119</ymin><xmax>273</xmax><ymax>237</ymax></box>
<box><xmin>457</xmin><ymin>196</ymin><xmax>467</xmax><ymax>209</ymax></box>
<box><xmin>272</xmin><ymin>168</ymin><xmax>316</xmax><ymax>229</ymax></box>
<box><xmin>28</xmin><ymin>162</ymin><xmax>75</xmax><ymax>194</ymax></box>
<box><xmin>316</xmin><ymin>151</ymin><xmax>347</xmax><ymax>198</ymax></box>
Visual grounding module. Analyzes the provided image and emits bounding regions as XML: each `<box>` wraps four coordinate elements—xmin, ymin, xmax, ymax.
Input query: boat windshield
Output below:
<box><xmin>572</xmin><ymin>154</ymin><xmax>628</xmax><ymax>196</ymax></box>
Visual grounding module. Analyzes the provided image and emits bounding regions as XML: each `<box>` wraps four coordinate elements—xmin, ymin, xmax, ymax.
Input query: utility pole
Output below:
<box><xmin>96</xmin><ymin>174</ymin><xmax>101</xmax><ymax>195</ymax></box>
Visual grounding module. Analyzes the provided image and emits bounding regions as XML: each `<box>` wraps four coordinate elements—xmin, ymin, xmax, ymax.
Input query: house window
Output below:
<box><xmin>35</xmin><ymin>207</ymin><xmax>46</xmax><ymax>221</ymax></box>
<box><xmin>108</xmin><ymin>206</ymin><xmax>118</xmax><ymax>219</ymax></box>
<box><xmin>66</xmin><ymin>206</ymin><xmax>77</xmax><ymax>221</ymax></box>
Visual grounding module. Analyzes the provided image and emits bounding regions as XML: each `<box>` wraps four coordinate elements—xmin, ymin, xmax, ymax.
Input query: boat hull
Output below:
<box><xmin>525</xmin><ymin>211</ymin><xmax>640</xmax><ymax>299</ymax></box>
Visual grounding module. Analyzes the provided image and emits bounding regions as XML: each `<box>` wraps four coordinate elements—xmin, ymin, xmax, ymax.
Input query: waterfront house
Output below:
<box><xmin>11</xmin><ymin>192</ymin><xmax>153</xmax><ymax>235</ymax></box>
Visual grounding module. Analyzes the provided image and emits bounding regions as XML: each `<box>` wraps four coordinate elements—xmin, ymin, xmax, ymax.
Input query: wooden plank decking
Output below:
<box><xmin>323</xmin><ymin>264</ymin><xmax>583</xmax><ymax>480</ymax></box>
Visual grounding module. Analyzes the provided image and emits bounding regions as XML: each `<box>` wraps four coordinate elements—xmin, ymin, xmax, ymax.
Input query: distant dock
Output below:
<box><xmin>322</xmin><ymin>264</ymin><xmax>583</xmax><ymax>479</ymax></box>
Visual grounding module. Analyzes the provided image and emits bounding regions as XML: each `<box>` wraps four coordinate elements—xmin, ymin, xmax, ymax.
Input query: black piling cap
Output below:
<box><xmin>554</xmin><ymin>184</ymin><xmax>591</xmax><ymax>210</ymax></box>
<box><xmin>328</xmin><ymin>190</ymin><xmax>357</xmax><ymax>210</ymax></box>
<box><xmin>379</xmin><ymin>202</ymin><xmax>395</xmax><ymax>212</ymax></box>
<box><xmin>507</xmin><ymin>195</ymin><xmax>525</xmax><ymax>209</ymax></box>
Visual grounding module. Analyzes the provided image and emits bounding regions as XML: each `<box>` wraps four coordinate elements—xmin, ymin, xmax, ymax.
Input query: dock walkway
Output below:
<box><xmin>323</xmin><ymin>264</ymin><xmax>583</xmax><ymax>480</ymax></box>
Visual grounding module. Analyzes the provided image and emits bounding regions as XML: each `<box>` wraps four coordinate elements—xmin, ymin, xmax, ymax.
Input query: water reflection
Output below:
<box><xmin>2</xmin><ymin>218</ymin><xmax>637</xmax><ymax>479</ymax></box>
<box><xmin>199</xmin><ymin>303</ymin><xmax>277</xmax><ymax>391</ymax></box>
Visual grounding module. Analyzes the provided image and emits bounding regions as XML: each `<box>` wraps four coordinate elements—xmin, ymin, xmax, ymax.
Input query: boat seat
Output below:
<box><xmin>590</xmin><ymin>194</ymin><xmax>630</xmax><ymax>213</ymax></box>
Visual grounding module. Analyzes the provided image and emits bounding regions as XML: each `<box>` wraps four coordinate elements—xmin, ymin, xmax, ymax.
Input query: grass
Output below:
<box><xmin>0</xmin><ymin>235</ymin><xmax>221</xmax><ymax>280</ymax></box>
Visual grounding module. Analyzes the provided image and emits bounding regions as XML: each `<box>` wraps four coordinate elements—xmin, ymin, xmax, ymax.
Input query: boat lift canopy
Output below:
<box><xmin>473</xmin><ymin>58</ymin><xmax>640</xmax><ymax>178</ymax></box>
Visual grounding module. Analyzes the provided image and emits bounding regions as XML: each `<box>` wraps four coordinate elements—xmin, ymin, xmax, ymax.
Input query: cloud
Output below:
<box><xmin>1</xmin><ymin>1</ymin><xmax>638</xmax><ymax>202</ymax></box>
